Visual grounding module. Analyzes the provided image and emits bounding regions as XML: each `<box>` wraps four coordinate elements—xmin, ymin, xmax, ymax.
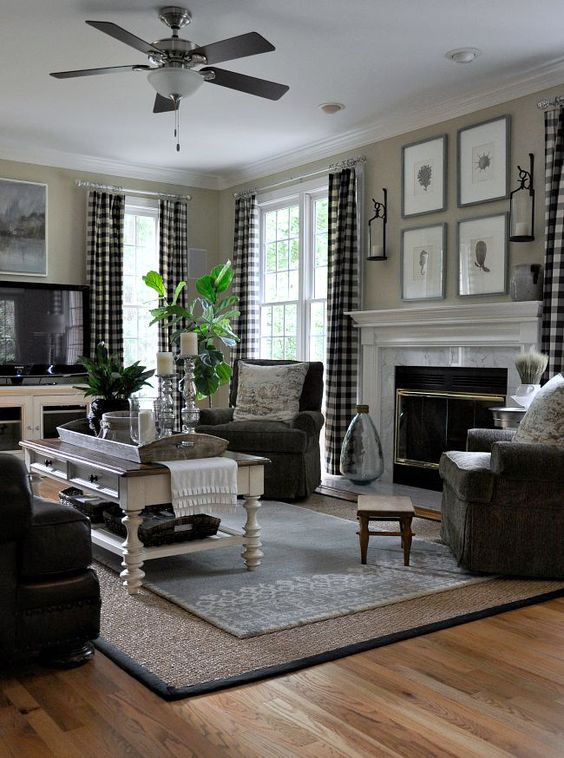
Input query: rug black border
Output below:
<box><xmin>94</xmin><ymin>586</ymin><xmax>564</xmax><ymax>701</ymax></box>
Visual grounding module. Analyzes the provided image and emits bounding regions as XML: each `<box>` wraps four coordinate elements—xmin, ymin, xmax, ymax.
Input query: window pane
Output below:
<box><xmin>276</xmin><ymin>208</ymin><xmax>289</xmax><ymax>237</ymax></box>
<box><xmin>261</xmin><ymin>306</ymin><xmax>272</xmax><ymax>335</ymax></box>
<box><xmin>266</xmin><ymin>243</ymin><xmax>277</xmax><ymax>273</ymax></box>
<box><xmin>315</xmin><ymin>234</ymin><xmax>328</xmax><ymax>267</ymax></box>
<box><xmin>316</xmin><ymin>199</ymin><xmax>328</xmax><ymax>233</ymax></box>
<box><xmin>272</xmin><ymin>337</ymin><xmax>284</xmax><ymax>359</ymax></box>
<box><xmin>309</xmin><ymin>335</ymin><xmax>326</xmax><ymax>363</ymax></box>
<box><xmin>315</xmin><ymin>266</ymin><xmax>328</xmax><ymax>299</ymax></box>
<box><xmin>124</xmin><ymin>214</ymin><xmax>135</xmax><ymax>245</ymax></box>
<box><xmin>289</xmin><ymin>270</ymin><xmax>300</xmax><ymax>299</ymax></box>
<box><xmin>310</xmin><ymin>302</ymin><xmax>325</xmax><ymax>334</ymax></box>
<box><xmin>261</xmin><ymin>337</ymin><xmax>272</xmax><ymax>358</ymax></box>
<box><xmin>289</xmin><ymin>239</ymin><xmax>300</xmax><ymax>269</ymax></box>
<box><xmin>265</xmin><ymin>273</ymin><xmax>276</xmax><ymax>301</ymax></box>
<box><xmin>289</xmin><ymin>206</ymin><xmax>300</xmax><ymax>235</ymax></box>
<box><xmin>265</xmin><ymin>212</ymin><xmax>277</xmax><ymax>242</ymax></box>
<box><xmin>285</xmin><ymin>303</ymin><xmax>297</xmax><ymax>335</ymax></box>
<box><xmin>272</xmin><ymin>305</ymin><xmax>284</xmax><ymax>335</ymax></box>
<box><xmin>123</xmin><ymin>244</ymin><xmax>136</xmax><ymax>275</ymax></box>
<box><xmin>276</xmin><ymin>272</ymin><xmax>289</xmax><ymax>300</ymax></box>
<box><xmin>277</xmin><ymin>240</ymin><xmax>289</xmax><ymax>270</ymax></box>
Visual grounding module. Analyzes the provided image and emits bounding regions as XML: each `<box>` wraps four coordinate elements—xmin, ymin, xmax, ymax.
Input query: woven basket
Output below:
<box><xmin>59</xmin><ymin>487</ymin><xmax>112</xmax><ymax>524</ymax></box>
<box><xmin>102</xmin><ymin>503</ymin><xmax>221</xmax><ymax>546</ymax></box>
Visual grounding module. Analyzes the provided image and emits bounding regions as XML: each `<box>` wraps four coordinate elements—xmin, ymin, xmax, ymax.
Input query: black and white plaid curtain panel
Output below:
<box><xmin>325</xmin><ymin>167</ymin><xmax>360</xmax><ymax>475</ymax></box>
<box><xmin>232</xmin><ymin>193</ymin><xmax>259</xmax><ymax>361</ymax></box>
<box><xmin>543</xmin><ymin>110</ymin><xmax>564</xmax><ymax>375</ymax></box>
<box><xmin>86</xmin><ymin>190</ymin><xmax>125</xmax><ymax>360</ymax></box>
<box><xmin>158</xmin><ymin>199</ymin><xmax>189</xmax><ymax>352</ymax></box>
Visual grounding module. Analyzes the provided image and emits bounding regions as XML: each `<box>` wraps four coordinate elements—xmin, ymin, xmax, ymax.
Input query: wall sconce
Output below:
<box><xmin>368</xmin><ymin>189</ymin><xmax>387</xmax><ymax>260</ymax></box>
<box><xmin>509</xmin><ymin>154</ymin><xmax>534</xmax><ymax>242</ymax></box>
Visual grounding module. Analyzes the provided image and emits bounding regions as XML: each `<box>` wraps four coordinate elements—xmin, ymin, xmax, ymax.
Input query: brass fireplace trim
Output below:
<box><xmin>394</xmin><ymin>388</ymin><xmax>506</xmax><ymax>469</ymax></box>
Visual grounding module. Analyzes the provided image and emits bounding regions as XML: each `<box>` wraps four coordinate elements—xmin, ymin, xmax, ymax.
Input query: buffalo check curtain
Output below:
<box><xmin>158</xmin><ymin>199</ymin><xmax>189</xmax><ymax>353</ymax></box>
<box><xmin>325</xmin><ymin>167</ymin><xmax>360</xmax><ymax>475</ymax></box>
<box><xmin>232</xmin><ymin>192</ymin><xmax>260</xmax><ymax>361</ymax></box>
<box><xmin>543</xmin><ymin>109</ymin><xmax>564</xmax><ymax>375</ymax></box>
<box><xmin>86</xmin><ymin>190</ymin><xmax>125</xmax><ymax>360</ymax></box>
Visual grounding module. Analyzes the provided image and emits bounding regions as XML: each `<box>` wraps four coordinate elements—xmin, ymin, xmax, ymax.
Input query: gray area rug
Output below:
<box><xmin>96</xmin><ymin>500</ymin><xmax>488</xmax><ymax>638</ymax></box>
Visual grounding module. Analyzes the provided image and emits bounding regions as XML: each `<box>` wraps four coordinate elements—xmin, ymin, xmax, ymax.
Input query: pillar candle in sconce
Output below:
<box><xmin>156</xmin><ymin>351</ymin><xmax>174</xmax><ymax>376</ymax></box>
<box><xmin>180</xmin><ymin>331</ymin><xmax>198</xmax><ymax>356</ymax></box>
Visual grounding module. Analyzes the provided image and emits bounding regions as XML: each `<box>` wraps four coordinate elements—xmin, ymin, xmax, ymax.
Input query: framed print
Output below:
<box><xmin>458</xmin><ymin>214</ymin><xmax>508</xmax><ymax>296</ymax></box>
<box><xmin>402</xmin><ymin>134</ymin><xmax>447</xmax><ymax>218</ymax></box>
<box><xmin>0</xmin><ymin>178</ymin><xmax>47</xmax><ymax>276</ymax></box>
<box><xmin>401</xmin><ymin>223</ymin><xmax>446</xmax><ymax>301</ymax></box>
<box><xmin>457</xmin><ymin>115</ymin><xmax>510</xmax><ymax>207</ymax></box>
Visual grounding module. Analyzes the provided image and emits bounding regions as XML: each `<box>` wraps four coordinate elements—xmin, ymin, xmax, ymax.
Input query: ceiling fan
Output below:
<box><xmin>50</xmin><ymin>5</ymin><xmax>289</xmax><ymax>149</ymax></box>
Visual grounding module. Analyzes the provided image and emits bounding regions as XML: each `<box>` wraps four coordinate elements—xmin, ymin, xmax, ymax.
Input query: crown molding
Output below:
<box><xmin>217</xmin><ymin>57</ymin><xmax>564</xmax><ymax>190</ymax></box>
<box><xmin>0</xmin><ymin>142</ymin><xmax>223</xmax><ymax>190</ymax></box>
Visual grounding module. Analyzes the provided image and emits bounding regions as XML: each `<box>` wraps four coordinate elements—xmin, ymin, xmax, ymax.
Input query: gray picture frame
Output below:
<box><xmin>401</xmin><ymin>134</ymin><xmax>447</xmax><ymax>218</ymax></box>
<box><xmin>457</xmin><ymin>213</ymin><xmax>508</xmax><ymax>296</ymax></box>
<box><xmin>457</xmin><ymin>115</ymin><xmax>511</xmax><ymax>207</ymax></box>
<box><xmin>401</xmin><ymin>223</ymin><xmax>447</xmax><ymax>301</ymax></box>
<box><xmin>0</xmin><ymin>177</ymin><xmax>47</xmax><ymax>276</ymax></box>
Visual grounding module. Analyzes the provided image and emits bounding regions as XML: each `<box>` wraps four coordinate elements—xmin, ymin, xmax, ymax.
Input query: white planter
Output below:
<box><xmin>511</xmin><ymin>383</ymin><xmax>541</xmax><ymax>409</ymax></box>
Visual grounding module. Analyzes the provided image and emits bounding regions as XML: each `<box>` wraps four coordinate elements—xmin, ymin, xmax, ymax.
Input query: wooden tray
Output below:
<box><xmin>56</xmin><ymin>418</ymin><xmax>229</xmax><ymax>463</ymax></box>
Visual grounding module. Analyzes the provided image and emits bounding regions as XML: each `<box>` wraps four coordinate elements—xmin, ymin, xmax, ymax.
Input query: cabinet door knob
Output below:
<box><xmin>44</xmin><ymin>459</ymin><xmax>52</xmax><ymax>467</ymax></box>
<box><xmin>89</xmin><ymin>474</ymin><xmax>98</xmax><ymax>483</ymax></box>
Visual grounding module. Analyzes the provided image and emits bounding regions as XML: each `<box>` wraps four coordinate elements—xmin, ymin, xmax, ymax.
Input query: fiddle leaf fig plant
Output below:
<box><xmin>143</xmin><ymin>260</ymin><xmax>240</xmax><ymax>403</ymax></box>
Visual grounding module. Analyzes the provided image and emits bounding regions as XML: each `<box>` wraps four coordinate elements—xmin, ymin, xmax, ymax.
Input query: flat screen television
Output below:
<box><xmin>0</xmin><ymin>280</ymin><xmax>90</xmax><ymax>382</ymax></box>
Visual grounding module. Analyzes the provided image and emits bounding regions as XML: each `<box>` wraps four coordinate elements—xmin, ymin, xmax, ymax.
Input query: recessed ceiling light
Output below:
<box><xmin>445</xmin><ymin>47</ymin><xmax>481</xmax><ymax>64</ymax></box>
<box><xmin>319</xmin><ymin>102</ymin><xmax>345</xmax><ymax>114</ymax></box>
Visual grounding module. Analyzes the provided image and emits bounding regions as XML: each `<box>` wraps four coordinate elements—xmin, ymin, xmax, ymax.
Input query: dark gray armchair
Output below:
<box><xmin>0</xmin><ymin>454</ymin><xmax>101</xmax><ymax>667</ymax></box>
<box><xmin>439</xmin><ymin>428</ymin><xmax>564</xmax><ymax>578</ymax></box>
<box><xmin>196</xmin><ymin>359</ymin><xmax>324</xmax><ymax>499</ymax></box>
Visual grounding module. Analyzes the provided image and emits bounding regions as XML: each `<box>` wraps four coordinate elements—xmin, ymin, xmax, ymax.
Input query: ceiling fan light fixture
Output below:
<box><xmin>147</xmin><ymin>66</ymin><xmax>203</xmax><ymax>98</ymax></box>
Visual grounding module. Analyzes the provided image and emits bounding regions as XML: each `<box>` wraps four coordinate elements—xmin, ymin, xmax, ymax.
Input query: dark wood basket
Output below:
<box><xmin>102</xmin><ymin>504</ymin><xmax>221</xmax><ymax>546</ymax></box>
<box><xmin>59</xmin><ymin>487</ymin><xmax>112</xmax><ymax>524</ymax></box>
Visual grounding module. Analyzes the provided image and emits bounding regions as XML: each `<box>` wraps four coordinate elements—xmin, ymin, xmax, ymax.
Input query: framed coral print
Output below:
<box><xmin>401</xmin><ymin>223</ymin><xmax>446</xmax><ymax>301</ymax></box>
<box><xmin>457</xmin><ymin>115</ymin><xmax>510</xmax><ymax>207</ymax></box>
<box><xmin>458</xmin><ymin>214</ymin><xmax>508</xmax><ymax>296</ymax></box>
<box><xmin>401</xmin><ymin>135</ymin><xmax>447</xmax><ymax>218</ymax></box>
<box><xmin>0</xmin><ymin>178</ymin><xmax>47</xmax><ymax>276</ymax></box>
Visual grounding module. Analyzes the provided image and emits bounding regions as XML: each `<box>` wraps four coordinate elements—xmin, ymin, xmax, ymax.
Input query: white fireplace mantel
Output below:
<box><xmin>346</xmin><ymin>300</ymin><xmax>542</xmax><ymax>482</ymax></box>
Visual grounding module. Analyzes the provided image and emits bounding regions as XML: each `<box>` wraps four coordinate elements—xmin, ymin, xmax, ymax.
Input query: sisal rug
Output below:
<box><xmin>94</xmin><ymin>497</ymin><xmax>564</xmax><ymax>700</ymax></box>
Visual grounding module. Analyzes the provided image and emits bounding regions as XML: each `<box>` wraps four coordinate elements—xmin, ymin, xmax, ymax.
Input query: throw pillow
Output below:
<box><xmin>513</xmin><ymin>372</ymin><xmax>564</xmax><ymax>448</ymax></box>
<box><xmin>233</xmin><ymin>362</ymin><xmax>309</xmax><ymax>422</ymax></box>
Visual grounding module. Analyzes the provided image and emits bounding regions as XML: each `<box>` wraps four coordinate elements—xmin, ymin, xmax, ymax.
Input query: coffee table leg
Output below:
<box><xmin>359</xmin><ymin>515</ymin><xmax>369</xmax><ymax>564</ymax></box>
<box><xmin>120</xmin><ymin>508</ymin><xmax>145</xmax><ymax>594</ymax></box>
<box><xmin>242</xmin><ymin>495</ymin><xmax>263</xmax><ymax>571</ymax></box>
<box><xmin>400</xmin><ymin>515</ymin><xmax>413</xmax><ymax>566</ymax></box>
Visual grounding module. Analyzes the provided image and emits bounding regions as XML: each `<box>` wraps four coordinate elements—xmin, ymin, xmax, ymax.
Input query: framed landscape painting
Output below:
<box><xmin>401</xmin><ymin>223</ymin><xmax>446</xmax><ymax>301</ymax></box>
<box><xmin>0</xmin><ymin>178</ymin><xmax>47</xmax><ymax>276</ymax></box>
<box><xmin>401</xmin><ymin>134</ymin><xmax>447</xmax><ymax>218</ymax></box>
<box><xmin>457</xmin><ymin>116</ymin><xmax>510</xmax><ymax>207</ymax></box>
<box><xmin>458</xmin><ymin>214</ymin><xmax>508</xmax><ymax>296</ymax></box>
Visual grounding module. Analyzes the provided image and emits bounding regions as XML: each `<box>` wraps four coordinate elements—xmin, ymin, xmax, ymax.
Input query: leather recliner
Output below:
<box><xmin>0</xmin><ymin>454</ymin><xmax>101</xmax><ymax>667</ymax></box>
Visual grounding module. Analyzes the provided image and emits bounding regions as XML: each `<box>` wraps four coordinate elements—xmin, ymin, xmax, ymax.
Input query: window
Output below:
<box><xmin>259</xmin><ymin>187</ymin><xmax>328</xmax><ymax>362</ymax></box>
<box><xmin>123</xmin><ymin>201</ymin><xmax>159</xmax><ymax>383</ymax></box>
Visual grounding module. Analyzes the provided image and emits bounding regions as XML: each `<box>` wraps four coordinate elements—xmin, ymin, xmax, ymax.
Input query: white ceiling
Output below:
<box><xmin>2</xmin><ymin>0</ymin><xmax>564</xmax><ymax>188</ymax></box>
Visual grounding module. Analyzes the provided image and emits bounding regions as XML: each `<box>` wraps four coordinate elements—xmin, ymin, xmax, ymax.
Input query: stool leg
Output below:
<box><xmin>400</xmin><ymin>515</ymin><xmax>413</xmax><ymax>566</ymax></box>
<box><xmin>359</xmin><ymin>515</ymin><xmax>369</xmax><ymax>564</ymax></box>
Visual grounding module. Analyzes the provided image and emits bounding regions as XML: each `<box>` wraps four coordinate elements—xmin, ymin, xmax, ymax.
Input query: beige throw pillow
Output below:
<box><xmin>233</xmin><ymin>362</ymin><xmax>309</xmax><ymax>422</ymax></box>
<box><xmin>513</xmin><ymin>372</ymin><xmax>564</xmax><ymax>448</ymax></box>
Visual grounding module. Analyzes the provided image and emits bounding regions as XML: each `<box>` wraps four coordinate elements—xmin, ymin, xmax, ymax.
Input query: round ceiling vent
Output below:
<box><xmin>319</xmin><ymin>102</ymin><xmax>345</xmax><ymax>114</ymax></box>
<box><xmin>445</xmin><ymin>48</ymin><xmax>481</xmax><ymax>64</ymax></box>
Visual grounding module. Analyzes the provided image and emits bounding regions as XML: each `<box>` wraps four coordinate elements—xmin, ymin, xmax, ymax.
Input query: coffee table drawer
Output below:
<box><xmin>29</xmin><ymin>451</ymin><xmax>68</xmax><ymax>479</ymax></box>
<box><xmin>68</xmin><ymin>462</ymin><xmax>119</xmax><ymax>498</ymax></box>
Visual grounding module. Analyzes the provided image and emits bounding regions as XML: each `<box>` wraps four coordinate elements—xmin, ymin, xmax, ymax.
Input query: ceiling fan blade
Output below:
<box><xmin>192</xmin><ymin>32</ymin><xmax>274</xmax><ymax>65</ymax></box>
<box><xmin>50</xmin><ymin>64</ymin><xmax>151</xmax><ymax>79</ymax></box>
<box><xmin>86</xmin><ymin>20</ymin><xmax>162</xmax><ymax>56</ymax></box>
<box><xmin>153</xmin><ymin>94</ymin><xmax>176</xmax><ymax>113</ymax></box>
<box><xmin>201</xmin><ymin>67</ymin><xmax>289</xmax><ymax>101</ymax></box>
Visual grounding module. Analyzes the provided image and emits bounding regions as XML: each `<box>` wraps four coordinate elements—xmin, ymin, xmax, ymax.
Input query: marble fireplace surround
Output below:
<box><xmin>347</xmin><ymin>301</ymin><xmax>542</xmax><ymax>483</ymax></box>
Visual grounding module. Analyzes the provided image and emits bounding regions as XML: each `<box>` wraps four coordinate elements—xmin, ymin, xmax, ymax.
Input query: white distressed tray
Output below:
<box><xmin>56</xmin><ymin>418</ymin><xmax>228</xmax><ymax>463</ymax></box>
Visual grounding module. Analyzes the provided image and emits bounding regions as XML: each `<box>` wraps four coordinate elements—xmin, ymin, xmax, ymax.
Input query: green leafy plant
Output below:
<box><xmin>74</xmin><ymin>342</ymin><xmax>154</xmax><ymax>400</ymax></box>
<box><xmin>143</xmin><ymin>260</ymin><xmax>239</xmax><ymax>403</ymax></box>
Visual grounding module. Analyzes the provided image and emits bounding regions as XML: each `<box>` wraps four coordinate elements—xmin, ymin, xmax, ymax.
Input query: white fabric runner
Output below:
<box><xmin>160</xmin><ymin>457</ymin><xmax>238</xmax><ymax>517</ymax></box>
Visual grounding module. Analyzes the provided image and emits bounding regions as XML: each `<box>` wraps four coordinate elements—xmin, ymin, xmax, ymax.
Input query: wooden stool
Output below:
<box><xmin>357</xmin><ymin>495</ymin><xmax>415</xmax><ymax>566</ymax></box>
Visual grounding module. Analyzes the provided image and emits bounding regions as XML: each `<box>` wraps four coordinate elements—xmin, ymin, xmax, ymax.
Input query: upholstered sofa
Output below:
<box><xmin>439</xmin><ymin>373</ymin><xmax>564</xmax><ymax>578</ymax></box>
<box><xmin>0</xmin><ymin>454</ymin><xmax>101</xmax><ymax>666</ymax></box>
<box><xmin>196</xmin><ymin>359</ymin><xmax>324</xmax><ymax>499</ymax></box>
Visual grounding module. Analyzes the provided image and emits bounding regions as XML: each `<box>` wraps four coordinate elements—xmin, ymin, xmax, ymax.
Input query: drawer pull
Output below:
<box><xmin>89</xmin><ymin>474</ymin><xmax>99</xmax><ymax>483</ymax></box>
<box><xmin>44</xmin><ymin>458</ymin><xmax>53</xmax><ymax>467</ymax></box>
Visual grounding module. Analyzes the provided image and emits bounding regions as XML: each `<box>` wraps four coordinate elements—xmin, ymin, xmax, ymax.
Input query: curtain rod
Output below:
<box><xmin>537</xmin><ymin>96</ymin><xmax>564</xmax><ymax>110</ymax></box>
<box><xmin>233</xmin><ymin>156</ymin><xmax>366</xmax><ymax>197</ymax></box>
<box><xmin>75</xmin><ymin>180</ymin><xmax>191</xmax><ymax>201</ymax></box>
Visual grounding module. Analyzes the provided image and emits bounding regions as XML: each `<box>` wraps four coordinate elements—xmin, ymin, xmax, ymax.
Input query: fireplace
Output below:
<box><xmin>393</xmin><ymin>366</ymin><xmax>507</xmax><ymax>490</ymax></box>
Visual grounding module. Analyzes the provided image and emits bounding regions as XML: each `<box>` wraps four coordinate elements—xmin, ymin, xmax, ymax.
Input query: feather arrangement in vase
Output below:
<box><xmin>512</xmin><ymin>350</ymin><xmax>549</xmax><ymax>409</ymax></box>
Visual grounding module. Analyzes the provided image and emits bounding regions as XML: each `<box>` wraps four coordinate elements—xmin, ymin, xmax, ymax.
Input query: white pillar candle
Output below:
<box><xmin>515</xmin><ymin>222</ymin><xmax>530</xmax><ymax>236</ymax></box>
<box><xmin>180</xmin><ymin>331</ymin><xmax>198</xmax><ymax>356</ymax></box>
<box><xmin>138</xmin><ymin>409</ymin><xmax>156</xmax><ymax>444</ymax></box>
<box><xmin>156</xmin><ymin>351</ymin><xmax>174</xmax><ymax>376</ymax></box>
<box><xmin>371</xmin><ymin>244</ymin><xmax>384</xmax><ymax>258</ymax></box>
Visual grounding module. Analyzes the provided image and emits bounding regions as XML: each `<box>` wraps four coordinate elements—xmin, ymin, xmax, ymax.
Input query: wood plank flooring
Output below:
<box><xmin>1</xmin><ymin>598</ymin><xmax>563</xmax><ymax>757</ymax></box>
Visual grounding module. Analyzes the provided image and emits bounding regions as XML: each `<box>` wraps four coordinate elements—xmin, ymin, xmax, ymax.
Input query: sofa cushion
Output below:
<box><xmin>20</xmin><ymin>499</ymin><xmax>92</xmax><ymax>579</ymax></box>
<box><xmin>438</xmin><ymin>451</ymin><xmax>494</xmax><ymax>502</ymax></box>
<box><xmin>196</xmin><ymin>420</ymin><xmax>308</xmax><ymax>453</ymax></box>
<box><xmin>514</xmin><ymin>372</ymin><xmax>564</xmax><ymax>448</ymax></box>
<box><xmin>233</xmin><ymin>361</ymin><xmax>309</xmax><ymax>422</ymax></box>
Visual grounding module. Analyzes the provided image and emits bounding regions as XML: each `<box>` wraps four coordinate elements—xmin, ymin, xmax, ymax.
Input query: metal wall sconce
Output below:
<box><xmin>509</xmin><ymin>153</ymin><xmax>535</xmax><ymax>242</ymax></box>
<box><xmin>368</xmin><ymin>189</ymin><xmax>388</xmax><ymax>260</ymax></box>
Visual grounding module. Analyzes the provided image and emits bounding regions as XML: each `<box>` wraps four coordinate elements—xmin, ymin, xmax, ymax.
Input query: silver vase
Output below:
<box><xmin>340</xmin><ymin>404</ymin><xmax>384</xmax><ymax>484</ymax></box>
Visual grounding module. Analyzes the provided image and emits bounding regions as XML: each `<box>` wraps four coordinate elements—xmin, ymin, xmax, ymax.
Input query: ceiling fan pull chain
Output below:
<box><xmin>175</xmin><ymin>100</ymin><xmax>181</xmax><ymax>152</ymax></box>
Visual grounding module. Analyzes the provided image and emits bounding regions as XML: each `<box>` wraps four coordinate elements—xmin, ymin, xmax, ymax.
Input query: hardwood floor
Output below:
<box><xmin>1</xmin><ymin>597</ymin><xmax>563</xmax><ymax>757</ymax></box>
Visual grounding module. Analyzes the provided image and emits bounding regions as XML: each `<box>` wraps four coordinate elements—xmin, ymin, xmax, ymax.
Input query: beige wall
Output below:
<box><xmin>0</xmin><ymin>159</ymin><xmax>220</xmax><ymax>287</ymax></box>
<box><xmin>220</xmin><ymin>84</ymin><xmax>555</xmax><ymax>309</ymax></box>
